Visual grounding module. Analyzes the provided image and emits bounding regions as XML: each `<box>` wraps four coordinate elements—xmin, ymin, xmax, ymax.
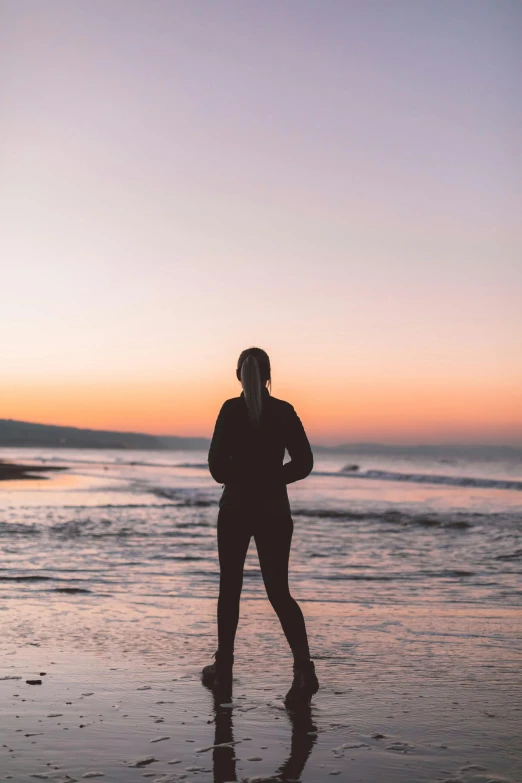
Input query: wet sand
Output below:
<box><xmin>1</xmin><ymin>596</ymin><xmax>521</xmax><ymax>783</ymax></box>
<box><xmin>0</xmin><ymin>461</ymin><xmax>67</xmax><ymax>481</ymax></box>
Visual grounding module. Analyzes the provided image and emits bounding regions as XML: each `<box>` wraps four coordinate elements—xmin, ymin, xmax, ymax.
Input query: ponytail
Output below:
<box><xmin>236</xmin><ymin>347</ymin><xmax>271</xmax><ymax>427</ymax></box>
<box><xmin>241</xmin><ymin>355</ymin><xmax>263</xmax><ymax>427</ymax></box>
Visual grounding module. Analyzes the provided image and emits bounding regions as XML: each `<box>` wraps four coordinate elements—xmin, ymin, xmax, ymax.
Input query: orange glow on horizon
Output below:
<box><xmin>3</xmin><ymin>378</ymin><xmax>522</xmax><ymax>445</ymax></box>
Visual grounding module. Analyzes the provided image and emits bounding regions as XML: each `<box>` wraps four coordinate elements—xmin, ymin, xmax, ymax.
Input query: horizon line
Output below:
<box><xmin>1</xmin><ymin>417</ymin><xmax>522</xmax><ymax>451</ymax></box>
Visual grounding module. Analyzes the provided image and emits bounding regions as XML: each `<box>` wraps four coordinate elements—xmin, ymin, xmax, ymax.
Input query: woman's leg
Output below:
<box><xmin>254</xmin><ymin>514</ymin><xmax>310</xmax><ymax>665</ymax></box>
<box><xmin>216</xmin><ymin>507</ymin><xmax>252</xmax><ymax>656</ymax></box>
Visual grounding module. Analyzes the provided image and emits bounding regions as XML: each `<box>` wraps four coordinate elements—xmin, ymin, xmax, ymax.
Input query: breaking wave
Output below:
<box><xmin>313</xmin><ymin>468</ymin><xmax>522</xmax><ymax>491</ymax></box>
<box><xmin>291</xmin><ymin>507</ymin><xmax>517</xmax><ymax>528</ymax></box>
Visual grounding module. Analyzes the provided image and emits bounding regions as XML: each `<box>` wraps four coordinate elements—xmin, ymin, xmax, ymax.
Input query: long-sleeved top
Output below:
<box><xmin>208</xmin><ymin>387</ymin><xmax>314</xmax><ymax>513</ymax></box>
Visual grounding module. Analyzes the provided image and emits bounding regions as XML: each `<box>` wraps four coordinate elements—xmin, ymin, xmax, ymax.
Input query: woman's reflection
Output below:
<box><xmin>275</xmin><ymin>703</ymin><xmax>317</xmax><ymax>782</ymax></box>
<box><xmin>211</xmin><ymin>689</ymin><xmax>237</xmax><ymax>783</ymax></box>
<box><xmin>209</xmin><ymin>685</ymin><xmax>317</xmax><ymax>783</ymax></box>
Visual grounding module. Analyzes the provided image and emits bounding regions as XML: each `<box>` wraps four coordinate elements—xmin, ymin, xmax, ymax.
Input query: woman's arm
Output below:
<box><xmin>282</xmin><ymin>405</ymin><xmax>314</xmax><ymax>485</ymax></box>
<box><xmin>208</xmin><ymin>401</ymin><xmax>236</xmax><ymax>485</ymax></box>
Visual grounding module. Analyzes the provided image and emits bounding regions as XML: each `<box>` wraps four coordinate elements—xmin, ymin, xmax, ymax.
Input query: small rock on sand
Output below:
<box><xmin>150</xmin><ymin>736</ymin><xmax>170</xmax><ymax>743</ymax></box>
<box><xmin>81</xmin><ymin>692</ymin><xmax>94</xmax><ymax>697</ymax></box>
<box><xmin>26</xmin><ymin>679</ymin><xmax>42</xmax><ymax>685</ymax></box>
<box><xmin>246</xmin><ymin>757</ymin><xmax>262</xmax><ymax>761</ymax></box>
<box><xmin>47</xmin><ymin>713</ymin><xmax>63</xmax><ymax>718</ymax></box>
<box><xmin>128</xmin><ymin>757</ymin><xmax>157</xmax><ymax>768</ymax></box>
<box><xmin>82</xmin><ymin>775</ymin><xmax>104</xmax><ymax>779</ymax></box>
<box><xmin>196</xmin><ymin>741</ymin><xmax>239</xmax><ymax>752</ymax></box>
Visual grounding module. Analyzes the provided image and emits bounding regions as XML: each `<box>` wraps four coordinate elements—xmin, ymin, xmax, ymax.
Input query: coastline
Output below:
<box><xmin>1</xmin><ymin>597</ymin><xmax>521</xmax><ymax>782</ymax></box>
<box><xmin>0</xmin><ymin>460</ymin><xmax>67</xmax><ymax>481</ymax></box>
<box><xmin>1</xmin><ymin>449</ymin><xmax>521</xmax><ymax>781</ymax></box>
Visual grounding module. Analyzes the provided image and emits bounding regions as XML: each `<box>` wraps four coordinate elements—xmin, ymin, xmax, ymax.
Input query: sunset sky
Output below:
<box><xmin>1</xmin><ymin>1</ymin><xmax>521</xmax><ymax>445</ymax></box>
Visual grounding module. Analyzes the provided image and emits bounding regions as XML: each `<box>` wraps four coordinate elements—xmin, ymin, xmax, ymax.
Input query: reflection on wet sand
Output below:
<box><xmin>211</xmin><ymin>689</ymin><xmax>237</xmax><ymax>783</ymax></box>
<box><xmin>208</xmin><ymin>684</ymin><xmax>317</xmax><ymax>783</ymax></box>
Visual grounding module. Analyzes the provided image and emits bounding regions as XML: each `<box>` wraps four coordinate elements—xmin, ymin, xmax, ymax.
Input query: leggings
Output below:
<box><xmin>216</xmin><ymin>506</ymin><xmax>310</xmax><ymax>661</ymax></box>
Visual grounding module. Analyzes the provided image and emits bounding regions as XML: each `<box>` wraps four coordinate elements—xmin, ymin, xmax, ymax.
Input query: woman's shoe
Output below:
<box><xmin>284</xmin><ymin>660</ymin><xmax>319</xmax><ymax>707</ymax></box>
<box><xmin>201</xmin><ymin>650</ymin><xmax>234</xmax><ymax>692</ymax></box>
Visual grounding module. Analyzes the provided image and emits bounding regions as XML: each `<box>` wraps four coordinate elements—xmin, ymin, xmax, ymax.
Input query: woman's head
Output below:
<box><xmin>236</xmin><ymin>347</ymin><xmax>271</xmax><ymax>387</ymax></box>
<box><xmin>236</xmin><ymin>347</ymin><xmax>271</xmax><ymax>426</ymax></box>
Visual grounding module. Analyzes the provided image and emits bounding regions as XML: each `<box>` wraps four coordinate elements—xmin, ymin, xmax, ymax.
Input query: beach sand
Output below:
<box><xmin>0</xmin><ymin>461</ymin><xmax>67</xmax><ymax>482</ymax></box>
<box><xmin>1</xmin><ymin>595</ymin><xmax>520</xmax><ymax>783</ymax></box>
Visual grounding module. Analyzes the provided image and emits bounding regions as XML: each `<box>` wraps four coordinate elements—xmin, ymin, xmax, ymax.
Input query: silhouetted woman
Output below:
<box><xmin>202</xmin><ymin>347</ymin><xmax>319</xmax><ymax>706</ymax></box>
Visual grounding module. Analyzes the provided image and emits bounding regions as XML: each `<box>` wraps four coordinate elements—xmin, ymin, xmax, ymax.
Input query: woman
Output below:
<box><xmin>203</xmin><ymin>347</ymin><xmax>319</xmax><ymax>706</ymax></box>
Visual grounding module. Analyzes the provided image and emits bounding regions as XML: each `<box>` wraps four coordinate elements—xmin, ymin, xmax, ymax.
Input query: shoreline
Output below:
<box><xmin>1</xmin><ymin>599</ymin><xmax>520</xmax><ymax>782</ymax></box>
<box><xmin>0</xmin><ymin>460</ymin><xmax>67</xmax><ymax>481</ymax></box>
<box><xmin>1</xmin><ymin>446</ymin><xmax>521</xmax><ymax>781</ymax></box>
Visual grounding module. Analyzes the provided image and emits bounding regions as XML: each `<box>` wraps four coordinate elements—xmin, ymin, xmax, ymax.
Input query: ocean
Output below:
<box><xmin>1</xmin><ymin>446</ymin><xmax>521</xmax><ymax>609</ymax></box>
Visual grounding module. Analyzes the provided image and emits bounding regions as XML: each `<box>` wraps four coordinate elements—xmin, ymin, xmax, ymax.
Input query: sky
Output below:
<box><xmin>1</xmin><ymin>1</ymin><xmax>521</xmax><ymax>445</ymax></box>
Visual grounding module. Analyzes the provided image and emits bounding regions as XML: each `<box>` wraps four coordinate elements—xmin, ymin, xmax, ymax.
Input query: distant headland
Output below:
<box><xmin>0</xmin><ymin>418</ymin><xmax>209</xmax><ymax>451</ymax></box>
<box><xmin>0</xmin><ymin>418</ymin><xmax>520</xmax><ymax>458</ymax></box>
